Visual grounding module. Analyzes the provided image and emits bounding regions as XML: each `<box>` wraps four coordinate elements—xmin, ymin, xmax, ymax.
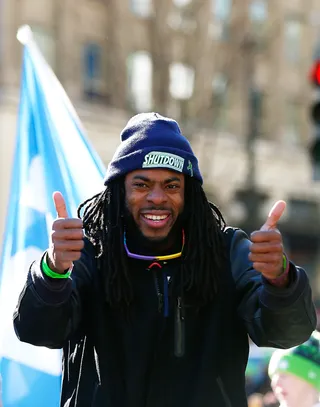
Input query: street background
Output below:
<box><xmin>1</xmin><ymin>0</ymin><xmax>320</xmax><ymax>405</ymax></box>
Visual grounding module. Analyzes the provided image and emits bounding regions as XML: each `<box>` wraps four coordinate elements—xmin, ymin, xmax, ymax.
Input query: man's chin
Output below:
<box><xmin>140</xmin><ymin>230</ymin><xmax>170</xmax><ymax>243</ymax></box>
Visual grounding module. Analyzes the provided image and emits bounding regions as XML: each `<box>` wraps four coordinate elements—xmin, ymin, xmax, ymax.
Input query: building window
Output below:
<box><xmin>250</xmin><ymin>88</ymin><xmax>264</xmax><ymax>134</ymax></box>
<box><xmin>169</xmin><ymin>63</ymin><xmax>194</xmax><ymax>100</ymax></box>
<box><xmin>83</xmin><ymin>43</ymin><xmax>103</xmax><ymax>99</ymax></box>
<box><xmin>211</xmin><ymin>0</ymin><xmax>232</xmax><ymax>40</ymax></box>
<box><xmin>31</xmin><ymin>26</ymin><xmax>56</xmax><ymax>69</ymax></box>
<box><xmin>168</xmin><ymin>1</ymin><xmax>196</xmax><ymax>34</ymax></box>
<box><xmin>284</xmin><ymin>100</ymin><xmax>302</xmax><ymax>143</ymax></box>
<box><xmin>249</xmin><ymin>0</ymin><xmax>268</xmax><ymax>35</ymax></box>
<box><xmin>127</xmin><ymin>51</ymin><xmax>152</xmax><ymax>112</ymax></box>
<box><xmin>313</xmin><ymin>39</ymin><xmax>320</xmax><ymax>60</ymax></box>
<box><xmin>130</xmin><ymin>0</ymin><xmax>152</xmax><ymax>18</ymax></box>
<box><xmin>212</xmin><ymin>73</ymin><xmax>228</xmax><ymax>130</ymax></box>
<box><xmin>212</xmin><ymin>0</ymin><xmax>232</xmax><ymax>21</ymax></box>
<box><xmin>249</xmin><ymin>0</ymin><xmax>267</xmax><ymax>22</ymax></box>
<box><xmin>284</xmin><ymin>19</ymin><xmax>302</xmax><ymax>64</ymax></box>
<box><xmin>173</xmin><ymin>0</ymin><xmax>191</xmax><ymax>6</ymax></box>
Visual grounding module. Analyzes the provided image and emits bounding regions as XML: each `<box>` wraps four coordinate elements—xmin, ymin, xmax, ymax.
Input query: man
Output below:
<box><xmin>14</xmin><ymin>113</ymin><xmax>316</xmax><ymax>407</ymax></box>
<box><xmin>268</xmin><ymin>331</ymin><xmax>320</xmax><ymax>407</ymax></box>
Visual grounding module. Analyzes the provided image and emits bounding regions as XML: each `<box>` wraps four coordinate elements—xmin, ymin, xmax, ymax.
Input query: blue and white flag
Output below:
<box><xmin>0</xmin><ymin>26</ymin><xmax>106</xmax><ymax>406</ymax></box>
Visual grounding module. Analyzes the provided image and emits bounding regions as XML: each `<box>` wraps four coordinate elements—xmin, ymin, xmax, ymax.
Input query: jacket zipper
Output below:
<box><xmin>174</xmin><ymin>296</ymin><xmax>185</xmax><ymax>357</ymax></box>
<box><xmin>153</xmin><ymin>271</ymin><xmax>163</xmax><ymax>313</ymax></box>
<box><xmin>162</xmin><ymin>273</ymin><xmax>169</xmax><ymax>317</ymax></box>
<box><xmin>217</xmin><ymin>377</ymin><xmax>232</xmax><ymax>407</ymax></box>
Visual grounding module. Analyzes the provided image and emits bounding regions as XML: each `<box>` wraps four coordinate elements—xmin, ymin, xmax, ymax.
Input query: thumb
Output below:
<box><xmin>260</xmin><ymin>200</ymin><xmax>286</xmax><ymax>231</ymax></box>
<box><xmin>53</xmin><ymin>191</ymin><xmax>69</xmax><ymax>219</ymax></box>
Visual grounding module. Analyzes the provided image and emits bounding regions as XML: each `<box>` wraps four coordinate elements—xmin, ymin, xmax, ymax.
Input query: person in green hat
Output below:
<box><xmin>268</xmin><ymin>331</ymin><xmax>320</xmax><ymax>407</ymax></box>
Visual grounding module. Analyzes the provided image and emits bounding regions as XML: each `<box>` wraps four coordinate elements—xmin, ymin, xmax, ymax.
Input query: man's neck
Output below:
<box><xmin>125</xmin><ymin>226</ymin><xmax>182</xmax><ymax>256</ymax></box>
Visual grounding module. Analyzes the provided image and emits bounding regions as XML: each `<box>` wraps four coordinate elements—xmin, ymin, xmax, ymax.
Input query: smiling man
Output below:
<box><xmin>124</xmin><ymin>169</ymin><xmax>184</xmax><ymax>243</ymax></box>
<box><xmin>14</xmin><ymin>112</ymin><xmax>316</xmax><ymax>407</ymax></box>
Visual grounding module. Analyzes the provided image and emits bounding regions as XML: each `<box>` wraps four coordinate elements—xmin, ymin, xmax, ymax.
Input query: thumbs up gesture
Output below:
<box><xmin>47</xmin><ymin>191</ymin><xmax>84</xmax><ymax>273</ymax></box>
<box><xmin>249</xmin><ymin>200</ymin><xmax>286</xmax><ymax>280</ymax></box>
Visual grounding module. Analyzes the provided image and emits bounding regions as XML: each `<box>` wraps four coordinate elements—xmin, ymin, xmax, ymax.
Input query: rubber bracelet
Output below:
<box><xmin>271</xmin><ymin>254</ymin><xmax>288</xmax><ymax>278</ymax></box>
<box><xmin>41</xmin><ymin>255</ymin><xmax>73</xmax><ymax>279</ymax></box>
<box><xmin>268</xmin><ymin>254</ymin><xmax>289</xmax><ymax>286</ymax></box>
<box><xmin>282</xmin><ymin>253</ymin><xmax>287</xmax><ymax>271</ymax></box>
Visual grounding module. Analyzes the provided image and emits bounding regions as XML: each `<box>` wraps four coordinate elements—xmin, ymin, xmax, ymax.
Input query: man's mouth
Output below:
<box><xmin>143</xmin><ymin>214</ymin><xmax>169</xmax><ymax>221</ymax></box>
<box><xmin>140</xmin><ymin>213</ymin><xmax>171</xmax><ymax>229</ymax></box>
<box><xmin>275</xmin><ymin>388</ymin><xmax>287</xmax><ymax>399</ymax></box>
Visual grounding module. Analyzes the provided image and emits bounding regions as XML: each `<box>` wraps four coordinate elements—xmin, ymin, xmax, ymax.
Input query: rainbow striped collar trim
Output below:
<box><xmin>123</xmin><ymin>229</ymin><xmax>185</xmax><ymax>261</ymax></box>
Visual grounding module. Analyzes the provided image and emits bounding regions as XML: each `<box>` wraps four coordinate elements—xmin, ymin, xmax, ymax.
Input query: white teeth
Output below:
<box><xmin>143</xmin><ymin>214</ymin><xmax>168</xmax><ymax>221</ymax></box>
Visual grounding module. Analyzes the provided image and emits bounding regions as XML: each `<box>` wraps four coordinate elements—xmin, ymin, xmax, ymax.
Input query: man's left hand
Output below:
<box><xmin>249</xmin><ymin>200</ymin><xmax>287</xmax><ymax>280</ymax></box>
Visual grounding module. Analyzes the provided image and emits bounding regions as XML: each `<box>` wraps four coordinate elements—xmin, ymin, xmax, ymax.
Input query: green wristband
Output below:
<box><xmin>282</xmin><ymin>253</ymin><xmax>287</xmax><ymax>270</ymax></box>
<box><xmin>41</xmin><ymin>255</ymin><xmax>73</xmax><ymax>279</ymax></box>
<box><xmin>276</xmin><ymin>254</ymin><xmax>288</xmax><ymax>277</ymax></box>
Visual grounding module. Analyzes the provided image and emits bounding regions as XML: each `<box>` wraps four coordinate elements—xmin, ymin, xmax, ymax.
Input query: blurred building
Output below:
<box><xmin>1</xmin><ymin>0</ymin><xmax>320</xmax><ymax>299</ymax></box>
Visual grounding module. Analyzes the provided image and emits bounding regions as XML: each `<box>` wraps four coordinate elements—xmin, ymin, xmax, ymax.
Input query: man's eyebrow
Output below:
<box><xmin>132</xmin><ymin>175</ymin><xmax>150</xmax><ymax>182</ymax></box>
<box><xmin>131</xmin><ymin>175</ymin><xmax>181</xmax><ymax>183</ymax></box>
<box><xmin>164</xmin><ymin>177</ymin><xmax>181</xmax><ymax>183</ymax></box>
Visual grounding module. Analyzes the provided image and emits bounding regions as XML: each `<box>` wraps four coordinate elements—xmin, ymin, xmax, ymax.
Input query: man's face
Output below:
<box><xmin>271</xmin><ymin>372</ymin><xmax>316</xmax><ymax>406</ymax></box>
<box><xmin>125</xmin><ymin>169</ymin><xmax>185</xmax><ymax>241</ymax></box>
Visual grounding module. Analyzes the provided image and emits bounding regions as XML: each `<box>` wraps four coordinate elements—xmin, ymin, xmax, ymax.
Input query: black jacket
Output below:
<box><xmin>13</xmin><ymin>228</ymin><xmax>316</xmax><ymax>407</ymax></box>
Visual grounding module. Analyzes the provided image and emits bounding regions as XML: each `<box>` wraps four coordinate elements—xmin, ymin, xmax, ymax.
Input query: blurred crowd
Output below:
<box><xmin>246</xmin><ymin>331</ymin><xmax>320</xmax><ymax>407</ymax></box>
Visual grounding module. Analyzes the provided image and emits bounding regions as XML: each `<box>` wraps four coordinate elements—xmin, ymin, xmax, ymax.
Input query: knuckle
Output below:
<box><xmin>271</xmin><ymin>231</ymin><xmax>282</xmax><ymax>240</ymax></box>
<box><xmin>53</xmin><ymin>219</ymin><xmax>66</xmax><ymax>229</ymax></box>
<box><xmin>251</xmin><ymin>254</ymin><xmax>260</xmax><ymax>262</ymax></box>
<box><xmin>75</xmin><ymin>230</ymin><xmax>84</xmax><ymax>239</ymax></box>
<box><xmin>272</xmin><ymin>243</ymin><xmax>283</xmax><ymax>252</ymax></box>
<box><xmin>51</xmin><ymin>230</ymin><xmax>57</xmax><ymax>241</ymax></box>
<box><xmin>52</xmin><ymin>220</ymin><xmax>59</xmax><ymax>230</ymax></box>
<box><xmin>51</xmin><ymin>228</ymin><xmax>62</xmax><ymax>240</ymax></box>
<box><xmin>251</xmin><ymin>243</ymin><xmax>266</xmax><ymax>254</ymax></box>
<box><xmin>71</xmin><ymin>218</ymin><xmax>83</xmax><ymax>228</ymax></box>
<box><xmin>250</xmin><ymin>243</ymin><xmax>258</xmax><ymax>252</ymax></box>
<box><xmin>253</xmin><ymin>262</ymin><xmax>263</xmax><ymax>272</ymax></box>
<box><xmin>72</xmin><ymin>242</ymin><xmax>83</xmax><ymax>251</ymax></box>
<box><xmin>52</xmin><ymin>240</ymin><xmax>63</xmax><ymax>252</ymax></box>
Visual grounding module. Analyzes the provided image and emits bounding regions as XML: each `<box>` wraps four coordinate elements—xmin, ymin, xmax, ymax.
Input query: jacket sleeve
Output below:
<box><xmin>230</xmin><ymin>228</ymin><xmax>317</xmax><ymax>349</ymax></box>
<box><xmin>13</xmin><ymin>238</ymin><xmax>96</xmax><ymax>349</ymax></box>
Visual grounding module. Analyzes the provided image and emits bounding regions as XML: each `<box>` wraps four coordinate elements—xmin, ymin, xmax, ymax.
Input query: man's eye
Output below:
<box><xmin>166</xmin><ymin>184</ymin><xmax>179</xmax><ymax>189</ymax></box>
<box><xmin>134</xmin><ymin>183</ymin><xmax>148</xmax><ymax>188</ymax></box>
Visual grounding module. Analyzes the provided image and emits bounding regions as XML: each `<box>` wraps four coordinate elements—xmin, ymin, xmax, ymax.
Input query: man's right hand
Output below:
<box><xmin>46</xmin><ymin>191</ymin><xmax>84</xmax><ymax>274</ymax></box>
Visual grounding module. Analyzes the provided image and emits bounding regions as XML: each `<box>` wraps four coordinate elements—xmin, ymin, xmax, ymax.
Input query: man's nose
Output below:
<box><xmin>273</xmin><ymin>373</ymin><xmax>284</xmax><ymax>388</ymax></box>
<box><xmin>147</xmin><ymin>185</ymin><xmax>168</xmax><ymax>205</ymax></box>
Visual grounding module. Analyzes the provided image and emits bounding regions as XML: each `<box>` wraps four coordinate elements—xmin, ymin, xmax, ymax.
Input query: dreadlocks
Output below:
<box><xmin>77</xmin><ymin>177</ymin><xmax>227</xmax><ymax>307</ymax></box>
<box><xmin>182</xmin><ymin>179</ymin><xmax>227</xmax><ymax>302</ymax></box>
